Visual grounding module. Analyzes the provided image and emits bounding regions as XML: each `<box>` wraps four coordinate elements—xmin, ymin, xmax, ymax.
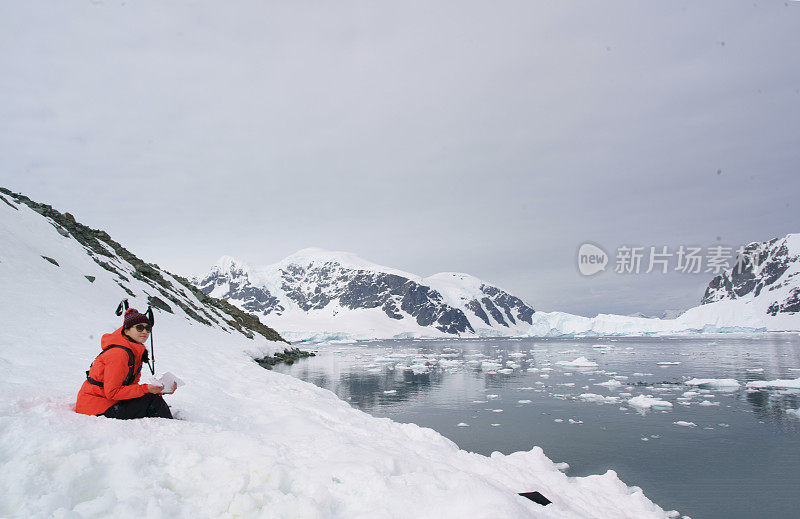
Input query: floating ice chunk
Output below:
<box><xmin>518</xmin><ymin>387</ymin><xmax>535</xmax><ymax>390</ymax></box>
<box><xmin>558</xmin><ymin>383</ymin><xmax>576</xmax><ymax>387</ymax></box>
<box><xmin>491</xmin><ymin>423</ymin><xmax>501</xmax><ymax>427</ymax></box>
<box><xmin>456</xmin><ymin>423</ymin><xmax>469</xmax><ymax>427</ymax></box>
<box><xmin>554</xmin><ymin>419</ymin><xmax>564</xmax><ymax>423</ymax></box>
<box><xmin>491</xmin><ymin>409</ymin><xmax>504</xmax><ymax>413</ymax></box>
<box><xmin>657</xmin><ymin>362</ymin><xmax>681</xmax><ymax>366</ymax></box>
<box><xmin>596</xmin><ymin>379</ymin><xmax>623</xmax><ymax>389</ymax></box>
<box><xmin>633</xmin><ymin>372</ymin><xmax>653</xmax><ymax>376</ymax></box>
<box><xmin>745</xmin><ymin>378</ymin><xmax>800</xmax><ymax>389</ymax></box>
<box><xmin>682</xmin><ymin>391</ymin><xmax>700</xmax><ymax>398</ymax></box>
<box><xmin>579</xmin><ymin>393</ymin><xmax>619</xmax><ymax>404</ymax></box>
<box><xmin>540</xmin><ymin>374</ymin><xmax>550</xmax><ymax>379</ymax></box>
<box><xmin>487</xmin><ymin>394</ymin><xmax>500</xmax><ymax>399</ymax></box>
<box><xmin>383</xmin><ymin>390</ymin><xmax>397</xmax><ymax>394</ymax></box>
<box><xmin>673</xmin><ymin>421</ymin><xmax>697</xmax><ymax>427</ymax></box>
<box><xmin>557</xmin><ymin>357</ymin><xmax>598</xmax><ymax>368</ymax></box>
<box><xmin>746</xmin><ymin>368</ymin><xmax>764</xmax><ymax>372</ymax></box>
<box><xmin>628</xmin><ymin>395</ymin><xmax>673</xmax><ymax>409</ymax></box>
<box><xmin>526</xmin><ymin>367</ymin><xmax>540</xmax><ymax>372</ymax></box>
<box><xmin>568</xmin><ymin>419</ymin><xmax>583</xmax><ymax>424</ymax></box>
<box><xmin>698</xmin><ymin>400</ymin><xmax>720</xmax><ymax>406</ymax></box>
<box><xmin>497</xmin><ymin>368</ymin><xmax>514</xmax><ymax>374</ymax></box>
<box><xmin>685</xmin><ymin>378</ymin><xmax>740</xmax><ymax>389</ymax></box>
<box><xmin>409</xmin><ymin>364</ymin><xmax>430</xmax><ymax>374</ymax></box>
<box><xmin>786</xmin><ymin>408</ymin><xmax>800</xmax><ymax>418</ymax></box>
<box><xmin>518</xmin><ymin>400</ymin><xmax>532</xmax><ymax>404</ymax></box>
<box><xmin>481</xmin><ymin>361</ymin><xmax>503</xmax><ymax>370</ymax></box>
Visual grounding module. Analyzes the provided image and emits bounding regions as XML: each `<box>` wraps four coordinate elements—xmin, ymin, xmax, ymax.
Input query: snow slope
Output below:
<box><xmin>0</xmin><ymin>192</ymin><xmax>672</xmax><ymax>517</ymax></box>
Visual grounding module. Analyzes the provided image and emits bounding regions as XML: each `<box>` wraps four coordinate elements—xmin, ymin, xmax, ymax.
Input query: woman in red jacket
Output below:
<box><xmin>76</xmin><ymin>308</ymin><xmax>176</xmax><ymax>419</ymax></box>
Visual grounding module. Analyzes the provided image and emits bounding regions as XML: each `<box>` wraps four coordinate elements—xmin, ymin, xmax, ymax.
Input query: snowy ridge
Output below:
<box><xmin>193</xmin><ymin>253</ymin><xmax>537</xmax><ymax>340</ymax></box>
<box><xmin>0</xmin><ymin>191</ymin><xmax>672</xmax><ymax>517</ymax></box>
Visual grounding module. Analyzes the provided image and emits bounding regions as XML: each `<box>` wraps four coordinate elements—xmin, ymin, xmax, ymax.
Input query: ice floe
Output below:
<box><xmin>745</xmin><ymin>378</ymin><xmax>800</xmax><ymax>389</ymax></box>
<box><xmin>556</xmin><ymin>356</ymin><xmax>599</xmax><ymax>368</ymax></box>
<box><xmin>628</xmin><ymin>395</ymin><xmax>673</xmax><ymax>409</ymax></box>
<box><xmin>579</xmin><ymin>393</ymin><xmax>620</xmax><ymax>404</ymax></box>
<box><xmin>684</xmin><ymin>378</ymin><xmax>741</xmax><ymax>389</ymax></box>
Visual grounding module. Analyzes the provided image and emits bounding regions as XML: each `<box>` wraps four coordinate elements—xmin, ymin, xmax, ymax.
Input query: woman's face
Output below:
<box><xmin>125</xmin><ymin>323</ymin><xmax>151</xmax><ymax>344</ymax></box>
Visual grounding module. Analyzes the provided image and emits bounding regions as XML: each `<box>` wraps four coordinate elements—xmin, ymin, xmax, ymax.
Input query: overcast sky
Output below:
<box><xmin>1</xmin><ymin>0</ymin><xmax>799</xmax><ymax>317</ymax></box>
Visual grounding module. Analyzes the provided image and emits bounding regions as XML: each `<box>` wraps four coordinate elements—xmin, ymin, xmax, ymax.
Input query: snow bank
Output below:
<box><xmin>0</xmin><ymin>194</ymin><xmax>672</xmax><ymax>517</ymax></box>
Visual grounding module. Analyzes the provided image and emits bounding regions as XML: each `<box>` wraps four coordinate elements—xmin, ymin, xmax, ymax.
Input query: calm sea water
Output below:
<box><xmin>272</xmin><ymin>335</ymin><xmax>800</xmax><ymax>519</ymax></box>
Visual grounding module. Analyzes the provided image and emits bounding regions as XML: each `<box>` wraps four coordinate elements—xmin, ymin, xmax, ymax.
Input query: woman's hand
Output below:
<box><xmin>147</xmin><ymin>384</ymin><xmax>164</xmax><ymax>394</ymax></box>
<box><xmin>161</xmin><ymin>382</ymin><xmax>178</xmax><ymax>395</ymax></box>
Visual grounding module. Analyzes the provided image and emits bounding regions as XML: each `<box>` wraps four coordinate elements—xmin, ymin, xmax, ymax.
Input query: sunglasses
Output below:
<box><xmin>134</xmin><ymin>324</ymin><xmax>152</xmax><ymax>333</ymax></box>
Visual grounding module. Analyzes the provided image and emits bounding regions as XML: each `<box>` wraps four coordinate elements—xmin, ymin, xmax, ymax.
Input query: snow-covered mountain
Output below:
<box><xmin>195</xmin><ymin>237</ymin><xmax>800</xmax><ymax>341</ymax></box>
<box><xmin>522</xmin><ymin>235</ymin><xmax>800</xmax><ymax>337</ymax></box>
<box><xmin>193</xmin><ymin>250</ymin><xmax>536</xmax><ymax>340</ymax></box>
<box><xmin>701</xmin><ymin>234</ymin><xmax>800</xmax><ymax>316</ymax></box>
<box><xmin>0</xmin><ymin>195</ymin><xmax>671</xmax><ymax>517</ymax></box>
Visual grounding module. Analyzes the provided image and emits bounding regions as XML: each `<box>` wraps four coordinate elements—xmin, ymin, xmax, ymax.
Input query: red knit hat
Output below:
<box><xmin>123</xmin><ymin>308</ymin><xmax>152</xmax><ymax>330</ymax></box>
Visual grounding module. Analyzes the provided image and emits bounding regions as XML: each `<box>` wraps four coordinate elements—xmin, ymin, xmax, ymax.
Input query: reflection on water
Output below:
<box><xmin>274</xmin><ymin>335</ymin><xmax>800</xmax><ymax>519</ymax></box>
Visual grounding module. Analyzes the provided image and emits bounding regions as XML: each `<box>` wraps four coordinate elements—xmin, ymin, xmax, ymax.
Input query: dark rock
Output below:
<box><xmin>147</xmin><ymin>295</ymin><xmax>174</xmax><ymax>314</ymax></box>
<box><xmin>255</xmin><ymin>348</ymin><xmax>316</xmax><ymax>369</ymax></box>
<box><xmin>41</xmin><ymin>256</ymin><xmax>59</xmax><ymax>267</ymax></box>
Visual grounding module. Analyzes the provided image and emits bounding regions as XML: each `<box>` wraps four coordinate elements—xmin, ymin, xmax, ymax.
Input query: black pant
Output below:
<box><xmin>102</xmin><ymin>393</ymin><xmax>173</xmax><ymax>420</ymax></box>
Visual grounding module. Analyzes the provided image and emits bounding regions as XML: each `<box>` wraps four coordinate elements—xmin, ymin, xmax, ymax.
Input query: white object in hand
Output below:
<box><xmin>158</xmin><ymin>372</ymin><xmax>184</xmax><ymax>391</ymax></box>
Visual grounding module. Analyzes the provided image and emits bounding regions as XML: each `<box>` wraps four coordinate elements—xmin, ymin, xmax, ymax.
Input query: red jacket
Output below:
<box><xmin>75</xmin><ymin>326</ymin><xmax>149</xmax><ymax>415</ymax></box>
